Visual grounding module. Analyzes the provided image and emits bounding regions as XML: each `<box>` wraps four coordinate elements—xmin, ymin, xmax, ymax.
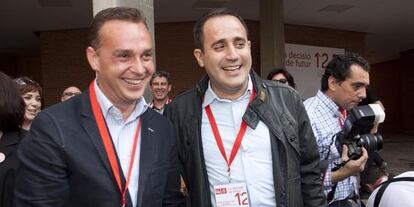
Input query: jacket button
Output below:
<box><xmin>290</xmin><ymin>136</ymin><xmax>296</xmax><ymax>142</ymax></box>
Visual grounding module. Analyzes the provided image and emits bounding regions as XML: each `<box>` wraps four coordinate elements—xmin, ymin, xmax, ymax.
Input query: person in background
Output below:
<box><xmin>61</xmin><ymin>86</ymin><xmax>82</xmax><ymax>102</ymax></box>
<box><xmin>0</xmin><ymin>71</ymin><xmax>25</xmax><ymax>207</ymax></box>
<box><xmin>14</xmin><ymin>77</ymin><xmax>42</xmax><ymax>131</ymax></box>
<box><xmin>149</xmin><ymin>71</ymin><xmax>172</xmax><ymax>114</ymax></box>
<box><xmin>267</xmin><ymin>67</ymin><xmax>296</xmax><ymax>88</ymax></box>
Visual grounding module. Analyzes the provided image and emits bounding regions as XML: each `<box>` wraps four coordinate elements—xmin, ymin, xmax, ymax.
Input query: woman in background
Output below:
<box><xmin>267</xmin><ymin>68</ymin><xmax>296</xmax><ymax>89</ymax></box>
<box><xmin>14</xmin><ymin>77</ymin><xmax>42</xmax><ymax>131</ymax></box>
<box><xmin>0</xmin><ymin>72</ymin><xmax>25</xmax><ymax>207</ymax></box>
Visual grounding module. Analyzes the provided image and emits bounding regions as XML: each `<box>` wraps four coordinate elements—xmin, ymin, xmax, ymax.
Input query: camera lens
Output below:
<box><xmin>359</xmin><ymin>133</ymin><xmax>383</xmax><ymax>152</ymax></box>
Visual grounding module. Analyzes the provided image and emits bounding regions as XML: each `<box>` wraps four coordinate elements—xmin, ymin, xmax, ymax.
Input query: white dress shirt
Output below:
<box><xmin>201</xmin><ymin>76</ymin><xmax>276</xmax><ymax>207</ymax></box>
<box><xmin>95</xmin><ymin>80</ymin><xmax>148</xmax><ymax>207</ymax></box>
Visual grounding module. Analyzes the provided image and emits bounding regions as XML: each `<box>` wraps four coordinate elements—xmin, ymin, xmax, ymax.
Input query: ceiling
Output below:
<box><xmin>1</xmin><ymin>0</ymin><xmax>414</xmax><ymax>63</ymax></box>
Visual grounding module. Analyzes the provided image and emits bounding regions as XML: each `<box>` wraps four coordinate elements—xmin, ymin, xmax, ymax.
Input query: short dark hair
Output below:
<box><xmin>193</xmin><ymin>8</ymin><xmax>248</xmax><ymax>51</ymax></box>
<box><xmin>14</xmin><ymin>76</ymin><xmax>43</xmax><ymax>107</ymax></box>
<box><xmin>0</xmin><ymin>72</ymin><xmax>25</xmax><ymax>132</ymax></box>
<box><xmin>150</xmin><ymin>70</ymin><xmax>171</xmax><ymax>85</ymax></box>
<box><xmin>267</xmin><ymin>68</ymin><xmax>296</xmax><ymax>88</ymax></box>
<box><xmin>89</xmin><ymin>7</ymin><xmax>147</xmax><ymax>49</ymax></box>
<box><xmin>321</xmin><ymin>52</ymin><xmax>370</xmax><ymax>92</ymax></box>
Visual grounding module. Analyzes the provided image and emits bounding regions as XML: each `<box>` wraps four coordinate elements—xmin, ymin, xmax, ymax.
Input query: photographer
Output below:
<box><xmin>304</xmin><ymin>53</ymin><xmax>370</xmax><ymax>206</ymax></box>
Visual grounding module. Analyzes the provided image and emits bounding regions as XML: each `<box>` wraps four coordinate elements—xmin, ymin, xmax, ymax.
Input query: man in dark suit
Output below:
<box><xmin>15</xmin><ymin>7</ymin><xmax>183</xmax><ymax>207</ymax></box>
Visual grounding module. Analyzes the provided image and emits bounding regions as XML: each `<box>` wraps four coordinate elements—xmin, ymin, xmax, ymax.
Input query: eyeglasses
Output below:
<box><xmin>62</xmin><ymin>92</ymin><xmax>81</xmax><ymax>97</ymax></box>
<box><xmin>14</xmin><ymin>77</ymin><xmax>40</xmax><ymax>86</ymax></box>
<box><xmin>276</xmin><ymin>79</ymin><xmax>288</xmax><ymax>84</ymax></box>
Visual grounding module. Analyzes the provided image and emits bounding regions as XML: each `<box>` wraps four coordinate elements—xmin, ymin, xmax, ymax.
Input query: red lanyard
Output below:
<box><xmin>204</xmin><ymin>89</ymin><xmax>255</xmax><ymax>179</ymax></box>
<box><xmin>89</xmin><ymin>82</ymin><xmax>141</xmax><ymax>207</ymax></box>
<box><xmin>338</xmin><ymin>107</ymin><xmax>347</xmax><ymax>128</ymax></box>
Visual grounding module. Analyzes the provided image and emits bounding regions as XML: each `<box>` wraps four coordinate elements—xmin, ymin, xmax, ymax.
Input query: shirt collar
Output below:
<box><xmin>202</xmin><ymin>75</ymin><xmax>253</xmax><ymax>108</ymax></box>
<box><xmin>316</xmin><ymin>90</ymin><xmax>342</xmax><ymax>117</ymax></box>
<box><xmin>94</xmin><ymin>79</ymin><xmax>148</xmax><ymax>121</ymax></box>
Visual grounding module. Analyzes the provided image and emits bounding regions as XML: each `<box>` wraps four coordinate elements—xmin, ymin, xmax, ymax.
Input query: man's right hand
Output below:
<box><xmin>332</xmin><ymin>145</ymin><xmax>368</xmax><ymax>183</ymax></box>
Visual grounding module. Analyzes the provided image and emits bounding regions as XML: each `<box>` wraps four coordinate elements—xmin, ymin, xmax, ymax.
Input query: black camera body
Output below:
<box><xmin>337</xmin><ymin>104</ymin><xmax>385</xmax><ymax>160</ymax></box>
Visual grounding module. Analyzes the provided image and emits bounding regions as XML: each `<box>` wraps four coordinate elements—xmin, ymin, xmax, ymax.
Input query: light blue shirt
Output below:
<box><xmin>202</xmin><ymin>76</ymin><xmax>276</xmax><ymax>207</ymax></box>
<box><xmin>304</xmin><ymin>90</ymin><xmax>357</xmax><ymax>202</ymax></box>
<box><xmin>94</xmin><ymin>80</ymin><xmax>148</xmax><ymax>207</ymax></box>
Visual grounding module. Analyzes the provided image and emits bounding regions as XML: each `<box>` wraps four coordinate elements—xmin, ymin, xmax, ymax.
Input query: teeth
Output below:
<box><xmin>223</xmin><ymin>66</ymin><xmax>240</xmax><ymax>71</ymax></box>
<box><xmin>123</xmin><ymin>78</ymin><xmax>141</xmax><ymax>85</ymax></box>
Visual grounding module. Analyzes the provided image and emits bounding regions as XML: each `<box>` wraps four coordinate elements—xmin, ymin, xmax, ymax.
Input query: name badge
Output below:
<box><xmin>214</xmin><ymin>182</ymin><xmax>250</xmax><ymax>207</ymax></box>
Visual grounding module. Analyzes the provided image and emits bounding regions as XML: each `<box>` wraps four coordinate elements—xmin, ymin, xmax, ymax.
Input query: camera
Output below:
<box><xmin>337</xmin><ymin>104</ymin><xmax>385</xmax><ymax>160</ymax></box>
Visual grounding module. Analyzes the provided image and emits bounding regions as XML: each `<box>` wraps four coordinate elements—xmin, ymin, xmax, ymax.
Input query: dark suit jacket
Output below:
<box><xmin>15</xmin><ymin>90</ymin><xmax>183</xmax><ymax>207</ymax></box>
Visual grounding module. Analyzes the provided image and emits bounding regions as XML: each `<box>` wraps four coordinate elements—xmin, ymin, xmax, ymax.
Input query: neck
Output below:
<box><xmin>114</xmin><ymin>101</ymin><xmax>137</xmax><ymax>121</ymax></box>
<box><xmin>324</xmin><ymin>90</ymin><xmax>343</xmax><ymax>109</ymax></box>
<box><xmin>153</xmin><ymin>97</ymin><xmax>168</xmax><ymax>109</ymax></box>
<box><xmin>22</xmin><ymin>120</ymin><xmax>32</xmax><ymax>131</ymax></box>
<box><xmin>211</xmin><ymin>80</ymin><xmax>249</xmax><ymax>101</ymax></box>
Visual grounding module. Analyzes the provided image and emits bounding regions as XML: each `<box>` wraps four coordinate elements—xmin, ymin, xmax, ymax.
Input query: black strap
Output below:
<box><xmin>373</xmin><ymin>177</ymin><xmax>414</xmax><ymax>207</ymax></box>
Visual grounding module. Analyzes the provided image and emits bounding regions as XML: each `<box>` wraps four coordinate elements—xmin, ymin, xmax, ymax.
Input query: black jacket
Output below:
<box><xmin>165</xmin><ymin>71</ymin><xmax>326</xmax><ymax>207</ymax></box>
<box><xmin>0</xmin><ymin>129</ymin><xmax>26</xmax><ymax>207</ymax></box>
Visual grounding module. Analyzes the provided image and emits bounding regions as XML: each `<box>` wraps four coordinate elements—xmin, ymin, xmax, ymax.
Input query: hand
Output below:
<box><xmin>341</xmin><ymin>145</ymin><xmax>368</xmax><ymax>175</ymax></box>
<box><xmin>332</xmin><ymin>145</ymin><xmax>368</xmax><ymax>183</ymax></box>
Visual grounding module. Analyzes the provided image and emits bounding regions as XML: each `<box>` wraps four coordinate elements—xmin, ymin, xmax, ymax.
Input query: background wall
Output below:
<box><xmin>1</xmin><ymin>21</ymin><xmax>410</xmax><ymax>135</ymax></box>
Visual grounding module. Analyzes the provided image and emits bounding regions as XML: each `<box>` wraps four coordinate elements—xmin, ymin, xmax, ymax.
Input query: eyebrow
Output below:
<box><xmin>210</xmin><ymin>37</ymin><xmax>247</xmax><ymax>47</ymax></box>
<box><xmin>352</xmin><ymin>81</ymin><xmax>369</xmax><ymax>88</ymax></box>
<box><xmin>142</xmin><ymin>49</ymin><xmax>153</xmax><ymax>55</ymax></box>
<box><xmin>113</xmin><ymin>49</ymin><xmax>132</xmax><ymax>56</ymax></box>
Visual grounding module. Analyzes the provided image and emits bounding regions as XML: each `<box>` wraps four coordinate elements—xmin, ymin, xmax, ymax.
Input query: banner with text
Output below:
<box><xmin>284</xmin><ymin>43</ymin><xmax>344</xmax><ymax>99</ymax></box>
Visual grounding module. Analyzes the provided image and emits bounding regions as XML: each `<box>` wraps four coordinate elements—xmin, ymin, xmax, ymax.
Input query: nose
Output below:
<box><xmin>225</xmin><ymin>45</ymin><xmax>239</xmax><ymax>61</ymax></box>
<box><xmin>31</xmin><ymin>99</ymin><xmax>41</xmax><ymax>109</ymax></box>
<box><xmin>358</xmin><ymin>88</ymin><xmax>367</xmax><ymax>100</ymax></box>
<box><xmin>131</xmin><ymin>57</ymin><xmax>147</xmax><ymax>74</ymax></box>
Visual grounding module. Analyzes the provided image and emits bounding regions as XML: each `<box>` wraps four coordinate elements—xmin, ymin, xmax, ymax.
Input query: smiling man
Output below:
<box><xmin>149</xmin><ymin>71</ymin><xmax>172</xmax><ymax>114</ymax></box>
<box><xmin>165</xmin><ymin>8</ymin><xmax>326</xmax><ymax>207</ymax></box>
<box><xmin>15</xmin><ymin>7</ymin><xmax>183</xmax><ymax>207</ymax></box>
<box><xmin>304</xmin><ymin>53</ymin><xmax>370</xmax><ymax>207</ymax></box>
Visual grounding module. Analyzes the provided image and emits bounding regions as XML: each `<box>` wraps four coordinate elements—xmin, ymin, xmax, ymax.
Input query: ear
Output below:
<box><xmin>328</xmin><ymin>76</ymin><xmax>338</xmax><ymax>92</ymax></box>
<box><xmin>247</xmin><ymin>40</ymin><xmax>251</xmax><ymax>49</ymax></box>
<box><xmin>86</xmin><ymin>46</ymin><xmax>100</xmax><ymax>72</ymax></box>
<box><xmin>167</xmin><ymin>84</ymin><xmax>172</xmax><ymax>92</ymax></box>
<box><xmin>193</xmin><ymin>49</ymin><xmax>204</xmax><ymax>68</ymax></box>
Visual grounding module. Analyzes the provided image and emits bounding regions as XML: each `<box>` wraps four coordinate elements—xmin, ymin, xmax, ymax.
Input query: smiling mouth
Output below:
<box><xmin>222</xmin><ymin>65</ymin><xmax>241</xmax><ymax>71</ymax></box>
<box><xmin>122</xmin><ymin>78</ymin><xmax>142</xmax><ymax>85</ymax></box>
<box><xmin>27</xmin><ymin>109</ymin><xmax>38</xmax><ymax>114</ymax></box>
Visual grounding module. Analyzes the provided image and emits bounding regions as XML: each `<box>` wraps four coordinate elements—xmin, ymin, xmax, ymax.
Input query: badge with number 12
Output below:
<box><xmin>214</xmin><ymin>182</ymin><xmax>250</xmax><ymax>207</ymax></box>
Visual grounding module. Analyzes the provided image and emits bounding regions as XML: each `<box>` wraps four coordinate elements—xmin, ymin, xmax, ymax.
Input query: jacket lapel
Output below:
<box><xmin>136</xmin><ymin>109</ymin><xmax>156</xmax><ymax>207</ymax></box>
<box><xmin>79</xmin><ymin>90</ymin><xmax>120</xmax><ymax>192</ymax></box>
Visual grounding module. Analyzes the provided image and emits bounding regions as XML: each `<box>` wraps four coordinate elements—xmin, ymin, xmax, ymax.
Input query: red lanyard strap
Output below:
<box><xmin>204</xmin><ymin>89</ymin><xmax>255</xmax><ymax>173</ymax></box>
<box><xmin>89</xmin><ymin>82</ymin><xmax>141</xmax><ymax>206</ymax></box>
<box><xmin>338</xmin><ymin>107</ymin><xmax>347</xmax><ymax>128</ymax></box>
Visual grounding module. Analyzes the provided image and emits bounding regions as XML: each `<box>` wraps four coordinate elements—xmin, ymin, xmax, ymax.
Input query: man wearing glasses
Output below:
<box><xmin>61</xmin><ymin>86</ymin><xmax>82</xmax><ymax>102</ymax></box>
